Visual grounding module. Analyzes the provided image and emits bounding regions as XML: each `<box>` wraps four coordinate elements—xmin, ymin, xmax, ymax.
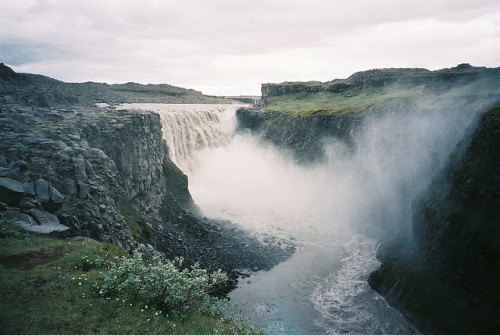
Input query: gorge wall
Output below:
<box><xmin>368</xmin><ymin>102</ymin><xmax>500</xmax><ymax>335</ymax></box>
<box><xmin>236</xmin><ymin>108</ymin><xmax>362</xmax><ymax>163</ymax></box>
<box><xmin>0</xmin><ymin>105</ymin><xmax>187</xmax><ymax>252</ymax></box>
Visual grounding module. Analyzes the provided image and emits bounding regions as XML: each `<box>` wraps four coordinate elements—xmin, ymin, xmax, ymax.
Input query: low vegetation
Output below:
<box><xmin>263</xmin><ymin>75</ymin><xmax>500</xmax><ymax>117</ymax></box>
<box><xmin>0</xmin><ymin>218</ymin><xmax>263</xmax><ymax>334</ymax></box>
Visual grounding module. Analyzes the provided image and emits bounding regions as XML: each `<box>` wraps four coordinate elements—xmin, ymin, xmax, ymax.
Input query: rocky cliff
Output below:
<box><xmin>0</xmin><ymin>65</ymin><xmax>290</xmax><ymax>290</ymax></box>
<box><xmin>0</xmin><ymin>105</ymin><xmax>186</xmax><ymax>252</ymax></box>
<box><xmin>368</xmin><ymin>102</ymin><xmax>500</xmax><ymax>335</ymax></box>
<box><xmin>236</xmin><ymin>108</ymin><xmax>362</xmax><ymax>162</ymax></box>
<box><xmin>239</xmin><ymin>64</ymin><xmax>500</xmax><ymax>164</ymax></box>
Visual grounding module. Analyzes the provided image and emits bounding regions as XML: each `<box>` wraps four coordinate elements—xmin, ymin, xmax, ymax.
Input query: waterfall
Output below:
<box><xmin>158</xmin><ymin>105</ymin><xmax>239</xmax><ymax>173</ymax></box>
<box><xmin>120</xmin><ymin>103</ymin><xmax>241</xmax><ymax>174</ymax></box>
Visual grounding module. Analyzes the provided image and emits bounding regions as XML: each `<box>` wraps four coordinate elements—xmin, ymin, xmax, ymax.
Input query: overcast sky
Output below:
<box><xmin>1</xmin><ymin>0</ymin><xmax>499</xmax><ymax>96</ymax></box>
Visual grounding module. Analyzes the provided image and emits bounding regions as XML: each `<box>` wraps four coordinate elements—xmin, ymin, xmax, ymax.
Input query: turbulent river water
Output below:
<box><xmin>121</xmin><ymin>103</ymin><xmax>478</xmax><ymax>334</ymax></box>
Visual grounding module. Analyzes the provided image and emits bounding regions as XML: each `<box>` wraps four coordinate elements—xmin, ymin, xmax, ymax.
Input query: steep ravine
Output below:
<box><xmin>236</xmin><ymin>98</ymin><xmax>500</xmax><ymax>333</ymax></box>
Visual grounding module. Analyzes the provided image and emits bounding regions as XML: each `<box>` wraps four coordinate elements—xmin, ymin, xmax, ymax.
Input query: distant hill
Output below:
<box><xmin>0</xmin><ymin>63</ymin><xmax>232</xmax><ymax>108</ymax></box>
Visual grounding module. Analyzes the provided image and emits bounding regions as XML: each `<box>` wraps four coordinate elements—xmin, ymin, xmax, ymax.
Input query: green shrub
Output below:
<box><xmin>100</xmin><ymin>251</ymin><xmax>228</xmax><ymax>319</ymax></box>
<box><xmin>99</xmin><ymin>251</ymin><xmax>264</xmax><ymax>334</ymax></box>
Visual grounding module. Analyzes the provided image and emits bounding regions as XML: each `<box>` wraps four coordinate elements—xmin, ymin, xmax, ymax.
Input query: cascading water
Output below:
<box><xmin>123</xmin><ymin>102</ymin><xmax>480</xmax><ymax>334</ymax></box>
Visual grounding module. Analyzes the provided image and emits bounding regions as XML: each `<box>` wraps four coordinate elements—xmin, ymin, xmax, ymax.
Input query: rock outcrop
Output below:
<box><xmin>0</xmin><ymin>105</ymin><xmax>166</xmax><ymax>249</ymax></box>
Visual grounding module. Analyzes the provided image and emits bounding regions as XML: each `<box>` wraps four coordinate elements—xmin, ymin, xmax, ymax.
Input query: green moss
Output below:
<box><xmin>119</xmin><ymin>203</ymin><xmax>153</xmax><ymax>243</ymax></box>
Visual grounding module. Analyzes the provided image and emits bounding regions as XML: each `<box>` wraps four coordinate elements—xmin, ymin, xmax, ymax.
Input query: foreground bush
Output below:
<box><xmin>99</xmin><ymin>251</ymin><xmax>264</xmax><ymax>334</ymax></box>
<box><xmin>100</xmin><ymin>252</ymin><xmax>227</xmax><ymax>319</ymax></box>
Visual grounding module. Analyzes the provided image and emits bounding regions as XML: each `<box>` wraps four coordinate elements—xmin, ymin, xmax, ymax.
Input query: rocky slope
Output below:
<box><xmin>0</xmin><ymin>64</ymin><xmax>290</xmax><ymax>291</ymax></box>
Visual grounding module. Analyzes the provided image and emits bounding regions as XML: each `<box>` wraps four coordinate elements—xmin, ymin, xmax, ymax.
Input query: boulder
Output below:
<box><xmin>0</xmin><ymin>177</ymin><xmax>25</xmax><ymax>206</ymax></box>
<box><xmin>50</xmin><ymin>186</ymin><xmax>64</xmax><ymax>204</ymax></box>
<box><xmin>28</xmin><ymin>208</ymin><xmax>60</xmax><ymax>226</ymax></box>
<box><xmin>25</xmin><ymin>223</ymin><xmax>70</xmax><ymax>235</ymax></box>
<box><xmin>26</xmin><ymin>208</ymin><xmax>70</xmax><ymax>235</ymax></box>
<box><xmin>35</xmin><ymin>179</ymin><xmax>51</xmax><ymax>202</ymax></box>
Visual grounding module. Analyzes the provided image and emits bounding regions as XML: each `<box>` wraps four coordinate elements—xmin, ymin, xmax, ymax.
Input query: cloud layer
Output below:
<box><xmin>1</xmin><ymin>0</ymin><xmax>499</xmax><ymax>95</ymax></box>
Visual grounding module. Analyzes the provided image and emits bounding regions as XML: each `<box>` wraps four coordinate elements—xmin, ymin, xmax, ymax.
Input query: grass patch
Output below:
<box><xmin>0</xmin><ymin>219</ymin><xmax>263</xmax><ymax>334</ymax></box>
<box><xmin>264</xmin><ymin>85</ymin><xmax>426</xmax><ymax>116</ymax></box>
<box><xmin>264</xmin><ymin>78</ymin><xmax>500</xmax><ymax>117</ymax></box>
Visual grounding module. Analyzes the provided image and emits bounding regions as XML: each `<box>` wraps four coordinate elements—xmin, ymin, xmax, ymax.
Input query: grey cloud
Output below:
<box><xmin>1</xmin><ymin>0</ymin><xmax>499</xmax><ymax>95</ymax></box>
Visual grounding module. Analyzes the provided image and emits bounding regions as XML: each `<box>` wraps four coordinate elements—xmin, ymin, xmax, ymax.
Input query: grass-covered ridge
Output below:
<box><xmin>261</xmin><ymin>65</ymin><xmax>500</xmax><ymax>117</ymax></box>
<box><xmin>0</xmin><ymin>219</ymin><xmax>263</xmax><ymax>334</ymax></box>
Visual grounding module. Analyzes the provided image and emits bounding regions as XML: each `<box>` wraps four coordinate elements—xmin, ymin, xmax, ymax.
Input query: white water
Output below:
<box><xmin>125</xmin><ymin>103</ymin><xmax>478</xmax><ymax>334</ymax></box>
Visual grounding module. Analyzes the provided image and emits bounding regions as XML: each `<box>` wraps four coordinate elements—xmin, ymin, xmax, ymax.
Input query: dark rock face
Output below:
<box><xmin>236</xmin><ymin>108</ymin><xmax>362</xmax><ymax>162</ymax></box>
<box><xmin>369</xmin><ymin>102</ymin><xmax>500</xmax><ymax>335</ymax></box>
<box><xmin>0</xmin><ymin>106</ymin><xmax>163</xmax><ymax>249</ymax></box>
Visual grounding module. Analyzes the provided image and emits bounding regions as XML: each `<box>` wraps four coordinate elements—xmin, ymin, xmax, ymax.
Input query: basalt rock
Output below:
<box><xmin>0</xmin><ymin>177</ymin><xmax>25</xmax><ymax>206</ymax></box>
<box><xmin>236</xmin><ymin>108</ymin><xmax>362</xmax><ymax>162</ymax></box>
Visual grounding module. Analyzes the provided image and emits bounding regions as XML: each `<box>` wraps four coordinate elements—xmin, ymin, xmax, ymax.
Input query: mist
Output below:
<box><xmin>149</xmin><ymin>99</ymin><xmax>482</xmax><ymax>333</ymax></box>
<box><xmin>187</xmin><ymin>105</ymin><xmax>478</xmax><ymax>245</ymax></box>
